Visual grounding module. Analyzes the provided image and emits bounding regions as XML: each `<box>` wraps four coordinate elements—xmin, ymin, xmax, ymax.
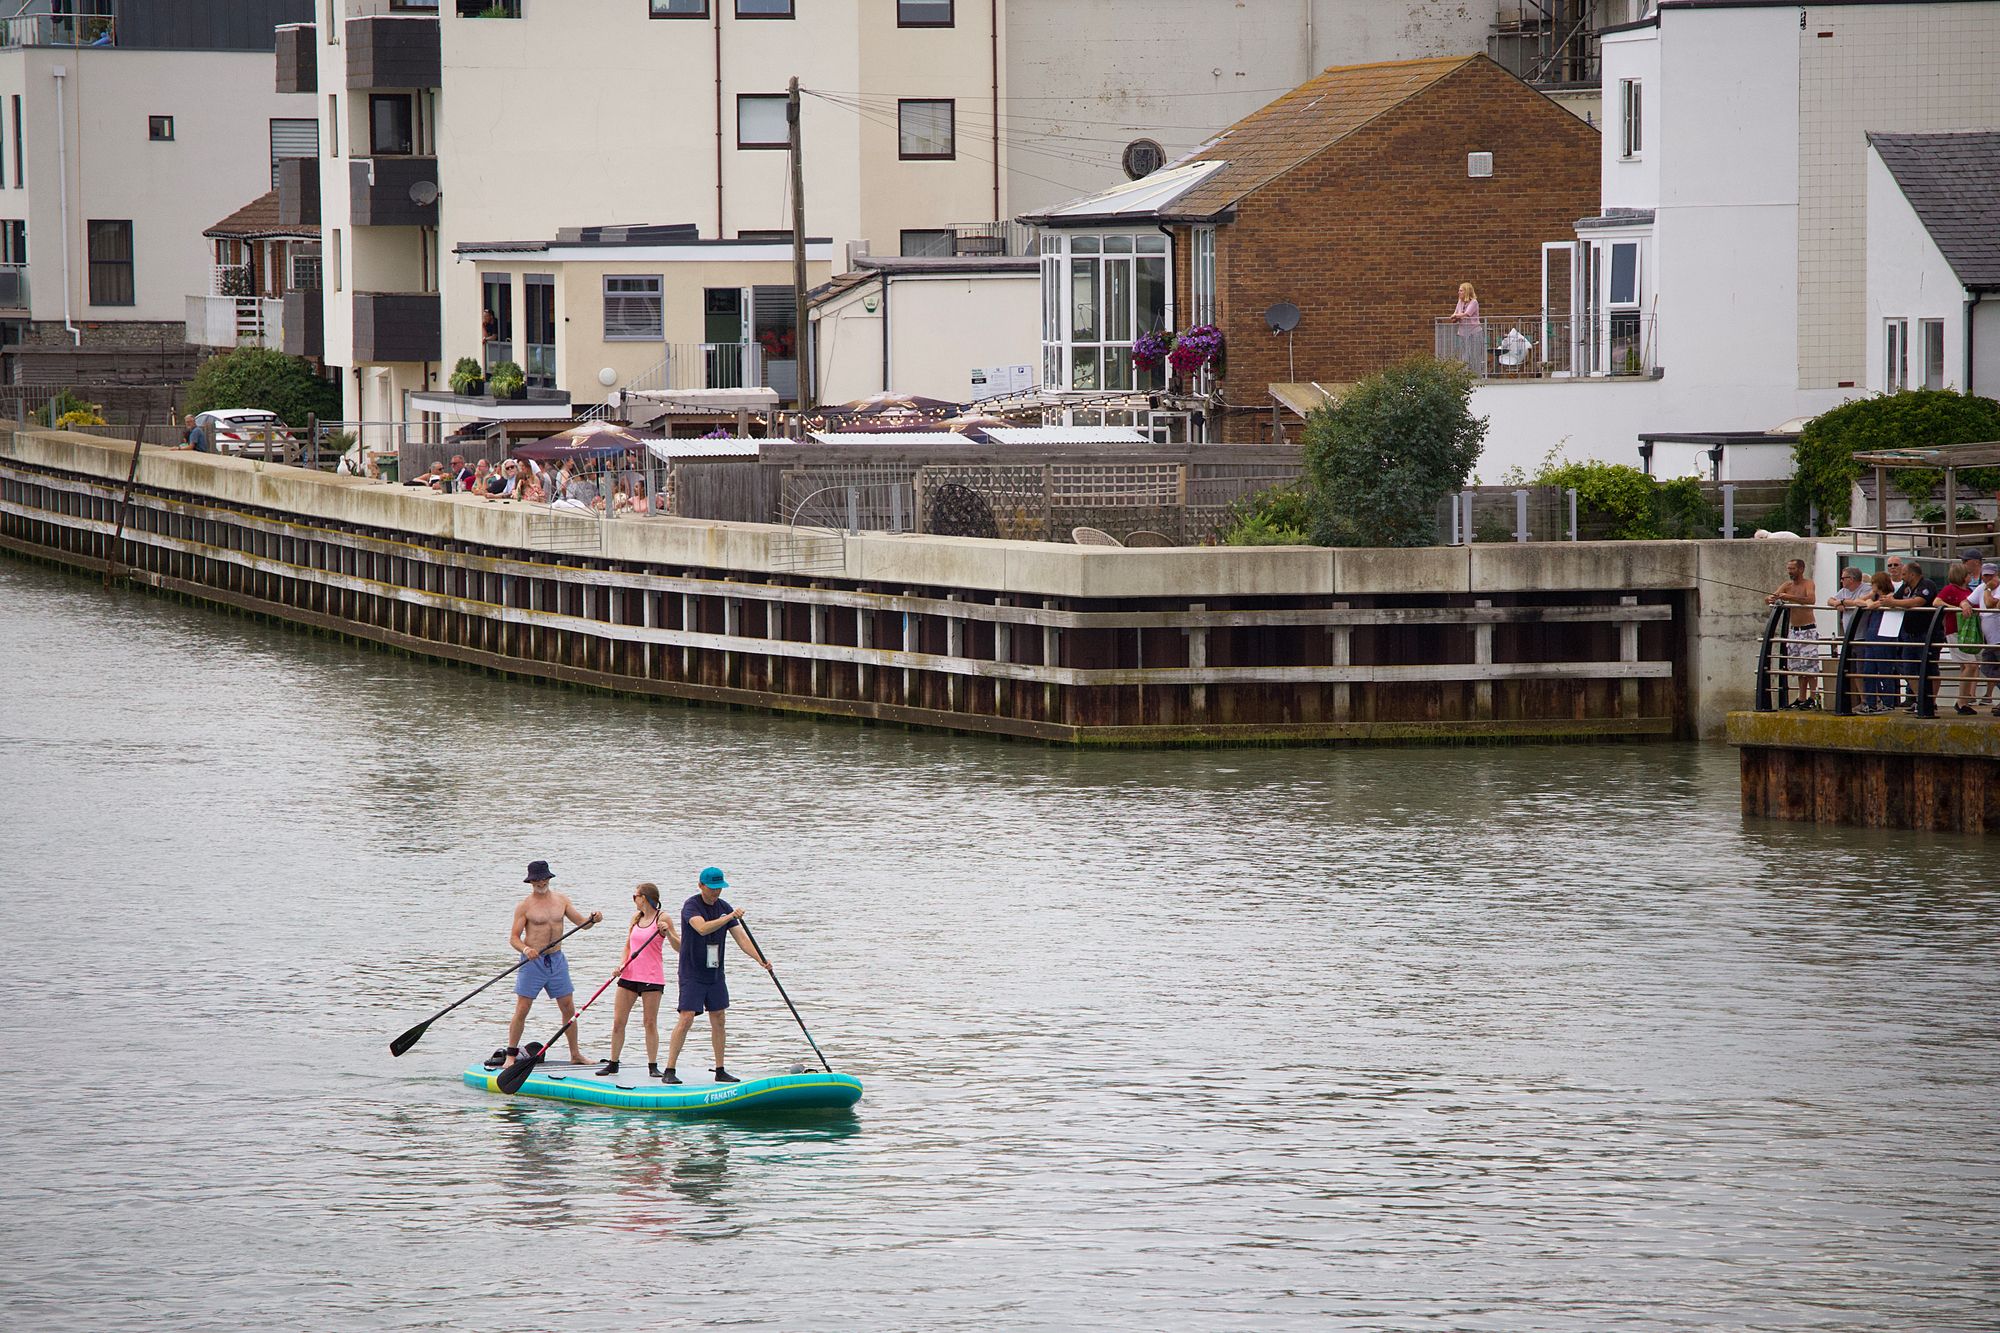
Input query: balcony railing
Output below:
<box><xmin>186</xmin><ymin>295</ymin><xmax>285</xmax><ymax>349</ymax></box>
<box><xmin>942</xmin><ymin>221</ymin><xmax>1039</xmax><ymax>258</ymax></box>
<box><xmin>1433</xmin><ymin>313</ymin><xmax>1658</xmax><ymax>380</ymax></box>
<box><xmin>0</xmin><ymin>9</ymin><xmax>117</xmax><ymax>50</ymax></box>
<box><xmin>0</xmin><ymin>262</ymin><xmax>27</xmax><ymax>310</ymax></box>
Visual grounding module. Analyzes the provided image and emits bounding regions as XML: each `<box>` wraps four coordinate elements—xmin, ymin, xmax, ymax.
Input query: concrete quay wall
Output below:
<box><xmin>0</xmin><ymin>427</ymin><xmax>1803</xmax><ymax>744</ymax></box>
<box><xmin>1729</xmin><ymin>711</ymin><xmax>2000</xmax><ymax>834</ymax></box>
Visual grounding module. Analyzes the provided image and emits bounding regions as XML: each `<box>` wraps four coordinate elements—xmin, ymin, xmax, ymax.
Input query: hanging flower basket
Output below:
<box><xmin>1168</xmin><ymin>324</ymin><xmax>1223</xmax><ymax>377</ymax></box>
<box><xmin>1132</xmin><ymin>328</ymin><xmax>1175</xmax><ymax>375</ymax></box>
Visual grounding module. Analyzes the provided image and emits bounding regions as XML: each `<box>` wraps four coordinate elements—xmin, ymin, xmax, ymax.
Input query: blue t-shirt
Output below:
<box><xmin>679</xmin><ymin>894</ymin><xmax>733</xmax><ymax>981</ymax></box>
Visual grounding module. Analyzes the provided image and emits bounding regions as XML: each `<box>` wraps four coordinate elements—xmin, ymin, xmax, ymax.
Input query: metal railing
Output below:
<box><xmin>0</xmin><ymin>262</ymin><xmax>27</xmax><ymax>309</ymax></box>
<box><xmin>0</xmin><ymin>8</ymin><xmax>117</xmax><ymax>49</ymax></box>
<box><xmin>1752</xmin><ymin>601</ymin><xmax>2000</xmax><ymax>719</ymax></box>
<box><xmin>210</xmin><ymin>263</ymin><xmax>255</xmax><ymax>297</ymax></box>
<box><xmin>184</xmin><ymin>294</ymin><xmax>285</xmax><ymax>348</ymax></box>
<box><xmin>579</xmin><ymin>341</ymin><xmax>768</xmax><ymax>420</ymax></box>
<box><xmin>1433</xmin><ymin>313</ymin><xmax>1658</xmax><ymax>380</ymax></box>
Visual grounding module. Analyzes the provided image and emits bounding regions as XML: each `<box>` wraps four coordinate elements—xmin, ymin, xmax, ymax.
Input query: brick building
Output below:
<box><xmin>1021</xmin><ymin>55</ymin><xmax>1599</xmax><ymax>442</ymax></box>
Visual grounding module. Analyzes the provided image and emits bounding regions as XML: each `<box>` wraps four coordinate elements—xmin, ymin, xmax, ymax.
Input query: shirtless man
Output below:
<box><xmin>1767</xmin><ymin>557</ymin><xmax>1820</xmax><ymax>706</ymax></box>
<box><xmin>502</xmin><ymin>859</ymin><xmax>601</xmax><ymax>1069</ymax></box>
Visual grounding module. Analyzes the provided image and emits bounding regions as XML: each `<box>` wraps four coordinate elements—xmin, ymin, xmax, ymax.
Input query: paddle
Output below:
<box><xmin>496</xmin><ymin>922</ymin><xmax>666</xmax><ymax>1095</ymax></box>
<box><xmin>388</xmin><ymin>919</ymin><xmax>592</xmax><ymax>1057</ymax></box>
<box><xmin>737</xmin><ymin>918</ymin><xmax>832</xmax><ymax>1074</ymax></box>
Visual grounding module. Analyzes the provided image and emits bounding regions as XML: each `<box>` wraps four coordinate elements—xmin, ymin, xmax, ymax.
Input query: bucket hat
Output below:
<box><xmin>524</xmin><ymin>859</ymin><xmax>555</xmax><ymax>883</ymax></box>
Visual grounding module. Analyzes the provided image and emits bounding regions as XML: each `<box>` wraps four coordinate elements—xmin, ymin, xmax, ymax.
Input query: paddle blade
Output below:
<box><xmin>495</xmin><ymin>1050</ymin><xmax>542</xmax><ymax>1095</ymax></box>
<box><xmin>387</xmin><ymin>1020</ymin><xmax>430</xmax><ymax>1057</ymax></box>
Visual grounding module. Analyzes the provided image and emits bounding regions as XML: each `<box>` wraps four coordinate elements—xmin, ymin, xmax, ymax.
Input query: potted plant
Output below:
<box><xmin>487</xmin><ymin>360</ymin><xmax>527</xmax><ymax>400</ymax></box>
<box><xmin>1133</xmin><ymin>329</ymin><xmax>1175</xmax><ymax>376</ymax></box>
<box><xmin>449</xmin><ymin>356</ymin><xmax>484</xmax><ymax>397</ymax></box>
<box><xmin>1167</xmin><ymin>323</ymin><xmax>1223</xmax><ymax>390</ymax></box>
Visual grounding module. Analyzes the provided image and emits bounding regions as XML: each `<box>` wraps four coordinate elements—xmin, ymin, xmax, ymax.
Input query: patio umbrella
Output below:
<box><xmin>511</xmin><ymin>419</ymin><xmax>659</xmax><ymax>461</ymax></box>
<box><xmin>825</xmin><ymin>392</ymin><xmax>962</xmax><ymax>419</ymax></box>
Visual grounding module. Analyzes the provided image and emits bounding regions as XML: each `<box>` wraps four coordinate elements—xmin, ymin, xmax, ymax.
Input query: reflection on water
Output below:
<box><xmin>2</xmin><ymin>557</ymin><xmax>1998</xmax><ymax>1331</ymax></box>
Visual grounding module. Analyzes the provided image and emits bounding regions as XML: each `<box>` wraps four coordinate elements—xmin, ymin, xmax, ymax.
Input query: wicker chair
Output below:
<box><xmin>1123</xmin><ymin>529</ymin><xmax>1174</xmax><ymax>547</ymax></box>
<box><xmin>1071</xmin><ymin>526</ymin><xmax>1123</xmax><ymax>547</ymax></box>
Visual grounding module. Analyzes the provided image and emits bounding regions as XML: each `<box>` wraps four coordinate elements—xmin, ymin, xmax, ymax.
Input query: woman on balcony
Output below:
<box><xmin>1450</xmin><ymin>282</ymin><xmax>1483</xmax><ymax>374</ymax></box>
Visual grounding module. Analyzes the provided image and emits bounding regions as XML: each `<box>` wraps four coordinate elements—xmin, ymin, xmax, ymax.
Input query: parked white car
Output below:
<box><xmin>195</xmin><ymin>409</ymin><xmax>299</xmax><ymax>456</ymax></box>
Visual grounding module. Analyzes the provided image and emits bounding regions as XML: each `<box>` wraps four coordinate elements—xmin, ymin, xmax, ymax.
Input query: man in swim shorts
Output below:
<box><xmin>501</xmin><ymin>859</ymin><xmax>601</xmax><ymax>1069</ymax></box>
<box><xmin>662</xmin><ymin>865</ymin><xmax>770</xmax><ymax>1085</ymax></box>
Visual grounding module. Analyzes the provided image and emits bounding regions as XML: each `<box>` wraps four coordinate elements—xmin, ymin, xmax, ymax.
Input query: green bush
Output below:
<box><xmin>1538</xmin><ymin>460</ymin><xmax>1662</xmax><ymax>539</ymax></box>
<box><xmin>1788</xmin><ymin>389</ymin><xmax>2000</xmax><ymax>530</ymax></box>
<box><xmin>1655</xmin><ymin>475</ymin><xmax>1721</xmax><ymax>540</ymax></box>
<box><xmin>1302</xmin><ymin>356</ymin><xmax>1486</xmax><ymax>547</ymax></box>
<box><xmin>184</xmin><ymin>346</ymin><xmax>341</xmax><ymax>429</ymax></box>
<box><xmin>35</xmin><ymin>388</ymin><xmax>103</xmax><ymax>428</ymax></box>
<box><xmin>1221</xmin><ymin>483</ymin><xmax>1315</xmax><ymax>546</ymax></box>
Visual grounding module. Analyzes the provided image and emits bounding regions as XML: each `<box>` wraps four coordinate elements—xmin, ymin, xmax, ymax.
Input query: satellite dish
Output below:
<box><xmin>409</xmin><ymin>180</ymin><xmax>439</xmax><ymax>207</ymax></box>
<box><xmin>1265</xmin><ymin>302</ymin><xmax>1300</xmax><ymax>334</ymax></box>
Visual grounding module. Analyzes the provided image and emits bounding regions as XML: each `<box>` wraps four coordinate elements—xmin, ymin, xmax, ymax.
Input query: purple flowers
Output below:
<box><xmin>1133</xmin><ymin>329</ymin><xmax>1175</xmax><ymax>374</ymax></box>
<box><xmin>1168</xmin><ymin>324</ymin><xmax>1223</xmax><ymax>376</ymax></box>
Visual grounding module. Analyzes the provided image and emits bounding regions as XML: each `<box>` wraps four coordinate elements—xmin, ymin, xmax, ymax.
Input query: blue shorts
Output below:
<box><xmin>677</xmin><ymin>975</ymin><xmax>729</xmax><ymax>1014</ymax></box>
<box><xmin>515</xmin><ymin>951</ymin><xmax>574</xmax><ymax>1000</ymax></box>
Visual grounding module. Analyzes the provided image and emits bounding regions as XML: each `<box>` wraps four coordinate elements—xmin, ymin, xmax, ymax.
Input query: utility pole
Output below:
<box><xmin>788</xmin><ymin>76</ymin><xmax>812</xmax><ymax>411</ymax></box>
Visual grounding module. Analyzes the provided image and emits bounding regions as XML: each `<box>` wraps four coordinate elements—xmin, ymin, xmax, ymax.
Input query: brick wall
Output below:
<box><xmin>1207</xmin><ymin>59</ymin><xmax>1599</xmax><ymax>433</ymax></box>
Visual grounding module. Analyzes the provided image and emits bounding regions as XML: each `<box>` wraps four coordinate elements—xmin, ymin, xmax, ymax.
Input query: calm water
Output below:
<box><xmin>1</xmin><ymin>556</ymin><xmax>1997</xmax><ymax>1331</ymax></box>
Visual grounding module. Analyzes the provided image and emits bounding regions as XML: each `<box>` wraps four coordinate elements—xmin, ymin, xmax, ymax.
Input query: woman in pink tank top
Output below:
<box><xmin>596</xmin><ymin>882</ymin><xmax>680</xmax><ymax>1079</ymax></box>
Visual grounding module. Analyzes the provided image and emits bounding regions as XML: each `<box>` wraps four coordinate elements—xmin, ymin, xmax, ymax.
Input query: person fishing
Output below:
<box><xmin>596</xmin><ymin>883</ymin><xmax>679</xmax><ymax>1080</ymax></box>
<box><xmin>662</xmin><ymin>866</ymin><xmax>770</xmax><ymax>1085</ymax></box>
<box><xmin>497</xmin><ymin>860</ymin><xmax>601</xmax><ymax>1071</ymax></box>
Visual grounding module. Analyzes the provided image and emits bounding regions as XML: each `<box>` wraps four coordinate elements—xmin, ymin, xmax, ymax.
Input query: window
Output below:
<box><xmin>1123</xmin><ymin>138</ymin><xmax>1164</xmax><ymax>180</ymax></box>
<box><xmin>735</xmin><ymin>0</ymin><xmax>792</xmax><ymax>15</ymax></box>
<box><xmin>0</xmin><ymin>219</ymin><xmax>25</xmax><ymax>265</ymax></box>
<box><xmin>11</xmin><ymin>95</ymin><xmax>21</xmax><ymax>187</ymax></box>
<box><xmin>270</xmin><ymin>117</ymin><xmax>319</xmax><ymax>188</ymax></box>
<box><xmin>604</xmin><ymin>275</ymin><xmax>664</xmax><ymax>340</ymax></box>
<box><xmin>86</xmin><ymin>220</ymin><xmax>134</xmax><ymax>306</ymax></box>
<box><xmin>651</xmin><ymin>0</ymin><xmax>707</xmax><ymax>14</ymax></box>
<box><xmin>1042</xmin><ymin>231</ymin><xmax>1169</xmax><ymax>392</ymax></box>
<box><xmin>1191</xmin><ymin>226</ymin><xmax>1216</xmax><ymax>326</ymax></box>
<box><xmin>898</xmin><ymin>99</ymin><xmax>954</xmax><ymax>160</ymax></box>
<box><xmin>898</xmin><ymin>0</ymin><xmax>952</xmax><ymax>26</ymax></box>
<box><xmin>736</xmin><ymin>94</ymin><xmax>789</xmax><ymax>149</ymax></box>
<box><xmin>325</xmin><ymin>0</ymin><xmax>338</xmax><ymax>42</ymax></box>
<box><xmin>148</xmin><ymin>115</ymin><xmax>174</xmax><ymax>142</ymax></box>
<box><xmin>901</xmin><ymin>229</ymin><xmax>953</xmax><ymax>257</ymax></box>
<box><xmin>290</xmin><ymin>245</ymin><xmax>321</xmax><ymax>291</ymax></box>
<box><xmin>1620</xmin><ymin>78</ymin><xmax>1642</xmax><ymax>158</ymax></box>
<box><xmin>1607</xmin><ymin>241</ymin><xmax>1639</xmax><ymax>306</ymax></box>
<box><xmin>483</xmin><ymin>273</ymin><xmax>512</xmax><ymax>360</ymax></box>
<box><xmin>1920</xmin><ymin>319</ymin><xmax>1946</xmax><ymax>390</ymax></box>
<box><xmin>524</xmin><ymin>274</ymin><xmax>555</xmax><ymax>384</ymax></box>
<box><xmin>329</xmin><ymin>93</ymin><xmax>339</xmax><ymax>158</ymax></box>
<box><xmin>331</xmin><ymin>229</ymin><xmax>342</xmax><ymax>292</ymax></box>
<box><xmin>1884</xmin><ymin>319</ymin><xmax>1908</xmax><ymax>391</ymax></box>
<box><xmin>369</xmin><ymin>94</ymin><xmax>414</xmax><ymax>156</ymax></box>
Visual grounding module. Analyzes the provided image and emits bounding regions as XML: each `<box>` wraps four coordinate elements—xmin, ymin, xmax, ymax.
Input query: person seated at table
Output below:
<box><xmin>624</xmin><ymin>481</ymin><xmax>648</xmax><ymax>514</ymax></box>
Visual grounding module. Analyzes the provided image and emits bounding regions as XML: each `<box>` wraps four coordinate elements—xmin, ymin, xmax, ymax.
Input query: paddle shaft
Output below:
<box><xmin>389</xmin><ymin>918</ymin><xmax>591</xmax><ymax>1055</ymax></box>
<box><xmin>501</xmin><ymin>922</ymin><xmax>667</xmax><ymax>1092</ymax></box>
<box><xmin>736</xmin><ymin>919</ymin><xmax>832</xmax><ymax>1074</ymax></box>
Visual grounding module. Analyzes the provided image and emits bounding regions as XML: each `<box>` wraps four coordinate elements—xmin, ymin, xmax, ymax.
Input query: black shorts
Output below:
<box><xmin>616</xmin><ymin>979</ymin><xmax>664</xmax><ymax>995</ymax></box>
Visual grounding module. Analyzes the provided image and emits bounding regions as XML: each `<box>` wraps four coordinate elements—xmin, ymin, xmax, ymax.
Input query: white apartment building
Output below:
<box><xmin>297</xmin><ymin>0</ymin><xmax>1590</xmax><ymax>430</ymax></box>
<box><xmin>0</xmin><ymin>0</ymin><xmax>314</xmax><ymax>386</ymax></box>
<box><xmin>1467</xmin><ymin>0</ymin><xmax>2000</xmax><ymax>481</ymax></box>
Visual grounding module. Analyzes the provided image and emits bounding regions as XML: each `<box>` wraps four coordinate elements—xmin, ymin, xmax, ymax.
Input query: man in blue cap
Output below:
<box><xmin>662</xmin><ymin>866</ymin><xmax>770</xmax><ymax>1085</ymax></box>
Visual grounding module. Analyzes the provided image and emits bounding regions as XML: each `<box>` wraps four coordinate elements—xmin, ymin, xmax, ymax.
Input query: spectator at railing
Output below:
<box><xmin>1854</xmin><ymin>571</ymin><xmax>1900</xmax><ymax>713</ymax></box>
<box><xmin>1938</xmin><ymin>561</ymin><xmax>1977</xmax><ymax>713</ymax></box>
<box><xmin>1766</xmin><ymin>557</ymin><xmax>1819</xmax><ymax>709</ymax></box>
<box><xmin>1964</xmin><ymin>562</ymin><xmax>2000</xmax><ymax>716</ymax></box>
<box><xmin>1826</xmin><ymin>567</ymin><xmax>1865</xmax><ymax>635</ymax></box>
<box><xmin>1886</xmin><ymin>559</ymin><xmax>1937</xmax><ymax>708</ymax></box>
<box><xmin>1447</xmin><ymin>282</ymin><xmax>1482</xmax><ymax>372</ymax></box>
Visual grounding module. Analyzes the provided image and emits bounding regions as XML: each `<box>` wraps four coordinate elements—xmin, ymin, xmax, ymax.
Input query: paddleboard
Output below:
<box><xmin>462</xmin><ymin>1060</ymin><xmax>862</xmax><ymax>1116</ymax></box>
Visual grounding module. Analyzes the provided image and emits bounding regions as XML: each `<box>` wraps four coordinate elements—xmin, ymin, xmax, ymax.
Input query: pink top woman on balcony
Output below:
<box><xmin>1451</xmin><ymin>282</ymin><xmax>1481</xmax><ymax>329</ymax></box>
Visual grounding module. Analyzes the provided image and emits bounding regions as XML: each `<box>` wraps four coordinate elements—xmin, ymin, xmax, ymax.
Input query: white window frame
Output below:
<box><xmin>603</xmin><ymin>274</ymin><xmax>664</xmax><ymax>341</ymax></box>
<box><xmin>1919</xmin><ymin>318</ymin><xmax>1946</xmax><ymax>390</ymax></box>
<box><xmin>1190</xmin><ymin>226</ymin><xmax>1216</xmax><ymax>327</ymax></box>
<box><xmin>1620</xmin><ymin>78</ymin><xmax>1642</xmax><ymax>159</ymax></box>
<box><xmin>1038</xmin><ymin>230</ymin><xmax>1173</xmax><ymax>393</ymax></box>
<box><xmin>1884</xmin><ymin>319</ymin><xmax>1908</xmax><ymax>391</ymax></box>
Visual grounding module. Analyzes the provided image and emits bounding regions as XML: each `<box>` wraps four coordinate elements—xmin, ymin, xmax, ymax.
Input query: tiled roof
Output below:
<box><xmin>1870</xmin><ymin>131</ymin><xmax>2000</xmax><ymax>291</ymax></box>
<box><xmin>204</xmin><ymin>190</ymin><xmax>318</xmax><ymax>241</ymax></box>
<box><xmin>1170</xmin><ymin>56</ymin><xmax>1480</xmax><ymax>217</ymax></box>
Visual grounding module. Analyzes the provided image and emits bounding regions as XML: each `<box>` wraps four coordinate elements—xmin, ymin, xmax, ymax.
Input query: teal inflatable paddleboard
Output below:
<box><xmin>462</xmin><ymin>1061</ymin><xmax>862</xmax><ymax>1116</ymax></box>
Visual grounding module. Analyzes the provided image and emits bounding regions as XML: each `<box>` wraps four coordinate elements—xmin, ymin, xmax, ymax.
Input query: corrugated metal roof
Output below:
<box><xmin>807</xmin><ymin>432</ymin><xmax>973</xmax><ymax>446</ymax></box>
<box><xmin>982</xmin><ymin>427</ymin><xmax>1151</xmax><ymax>445</ymax></box>
<box><xmin>644</xmin><ymin>439</ymin><xmax>763</xmax><ymax>460</ymax></box>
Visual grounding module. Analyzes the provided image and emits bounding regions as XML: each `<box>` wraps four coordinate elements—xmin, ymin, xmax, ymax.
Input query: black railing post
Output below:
<box><xmin>1832</xmin><ymin>604</ymin><xmax>1864</xmax><ymax>716</ymax></box>
<box><xmin>1754</xmin><ymin>602</ymin><xmax>1788</xmax><ymax>711</ymax></box>
<box><xmin>1914</xmin><ymin>606</ymin><xmax>1948</xmax><ymax>719</ymax></box>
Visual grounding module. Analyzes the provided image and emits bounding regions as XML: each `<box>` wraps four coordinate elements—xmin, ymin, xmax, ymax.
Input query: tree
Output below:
<box><xmin>183</xmin><ymin>347</ymin><xmax>341</xmax><ymax>429</ymax></box>
<box><xmin>1302</xmin><ymin>356</ymin><xmax>1487</xmax><ymax>547</ymax></box>
<box><xmin>1787</xmin><ymin>389</ymin><xmax>2000</xmax><ymax>530</ymax></box>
